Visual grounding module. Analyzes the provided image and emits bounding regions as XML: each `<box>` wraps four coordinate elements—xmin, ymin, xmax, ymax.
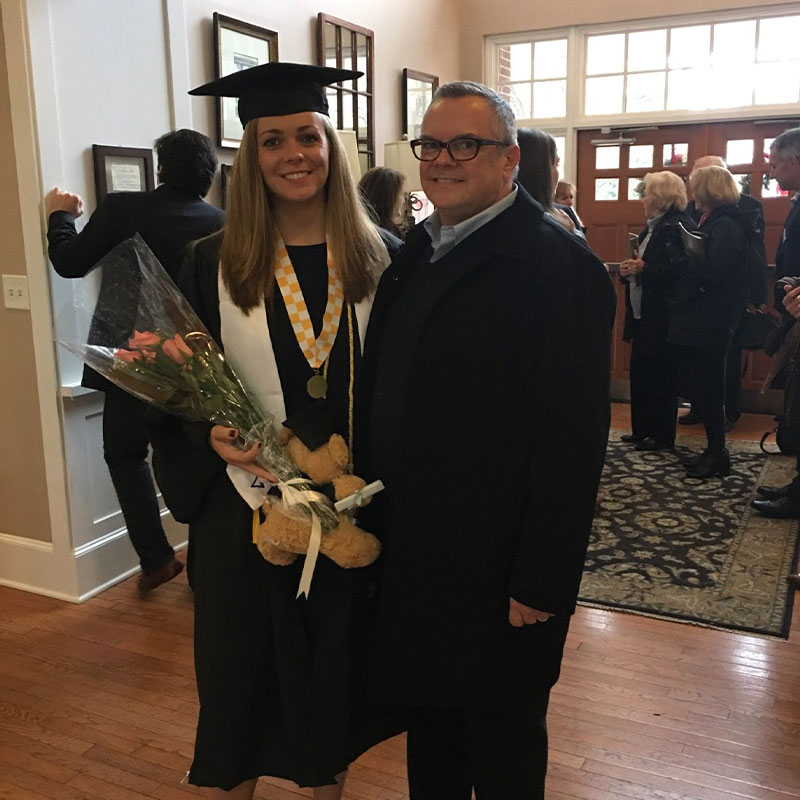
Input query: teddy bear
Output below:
<box><xmin>254</xmin><ymin>426</ymin><xmax>381</xmax><ymax>569</ymax></box>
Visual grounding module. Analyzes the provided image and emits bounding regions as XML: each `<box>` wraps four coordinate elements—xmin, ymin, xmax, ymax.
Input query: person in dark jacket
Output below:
<box><xmin>619</xmin><ymin>171</ymin><xmax>695</xmax><ymax>451</ymax></box>
<box><xmin>680</xmin><ymin>155</ymin><xmax>768</xmax><ymax>430</ymax></box>
<box><xmin>45</xmin><ymin>128</ymin><xmax>224</xmax><ymax>594</ymax></box>
<box><xmin>364</xmin><ymin>81</ymin><xmax>615</xmax><ymax>800</ymax></box>
<box><xmin>752</xmin><ymin>127</ymin><xmax>800</xmax><ymax>530</ymax></box>
<box><xmin>671</xmin><ymin>166</ymin><xmax>749</xmax><ymax>477</ymax></box>
<box><xmin>517</xmin><ymin>127</ymin><xmax>585</xmax><ymax>238</ymax></box>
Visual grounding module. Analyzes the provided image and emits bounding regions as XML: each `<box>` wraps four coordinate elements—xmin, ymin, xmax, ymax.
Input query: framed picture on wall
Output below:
<box><xmin>92</xmin><ymin>145</ymin><xmax>155</xmax><ymax>202</ymax></box>
<box><xmin>402</xmin><ymin>69</ymin><xmax>438</xmax><ymax>140</ymax></box>
<box><xmin>214</xmin><ymin>13</ymin><xmax>279</xmax><ymax>148</ymax></box>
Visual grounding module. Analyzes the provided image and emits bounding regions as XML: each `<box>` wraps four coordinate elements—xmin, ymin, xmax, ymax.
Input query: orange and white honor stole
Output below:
<box><xmin>274</xmin><ymin>241</ymin><xmax>344</xmax><ymax>398</ymax></box>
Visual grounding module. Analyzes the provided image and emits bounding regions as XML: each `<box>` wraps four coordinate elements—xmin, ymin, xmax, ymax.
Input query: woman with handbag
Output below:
<box><xmin>619</xmin><ymin>171</ymin><xmax>695</xmax><ymax>451</ymax></box>
<box><xmin>670</xmin><ymin>166</ymin><xmax>749</xmax><ymax>477</ymax></box>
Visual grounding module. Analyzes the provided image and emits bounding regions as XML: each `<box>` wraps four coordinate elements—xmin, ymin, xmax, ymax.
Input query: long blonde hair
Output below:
<box><xmin>219</xmin><ymin>114</ymin><xmax>386</xmax><ymax>312</ymax></box>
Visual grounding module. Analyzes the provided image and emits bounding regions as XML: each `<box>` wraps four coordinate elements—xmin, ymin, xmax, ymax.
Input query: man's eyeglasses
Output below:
<box><xmin>410</xmin><ymin>137</ymin><xmax>511</xmax><ymax>162</ymax></box>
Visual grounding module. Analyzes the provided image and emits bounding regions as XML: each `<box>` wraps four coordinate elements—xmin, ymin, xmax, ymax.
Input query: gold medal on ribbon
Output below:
<box><xmin>274</xmin><ymin>240</ymin><xmax>344</xmax><ymax>398</ymax></box>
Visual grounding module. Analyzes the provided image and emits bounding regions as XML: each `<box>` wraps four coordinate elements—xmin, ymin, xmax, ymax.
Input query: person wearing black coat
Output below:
<box><xmin>619</xmin><ymin>171</ymin><xmax>695</xmax><ymax>451</ymax></box>
<box><xmin>671</xmin><ymin>166</ymin><xmax>749</xmax><ymax>477</ymax></box>
<box><xmin>752</xmin><ymin>127</ymin><xmax>800</xmax><ymax>531</ymax></box>
<box><xmin>362</xmin><ymin>83</ymin><xmax>615</xmax><ymax>799</ymax></box>
<box><xmin>45</xmin><ymin>129</ymin><xmax>224</xmax><ymax>593</ymax></box>
<box><xmin>681</xmin><ymin>156</ymin><xmax>768</xmax><ymax>429</ymax></box>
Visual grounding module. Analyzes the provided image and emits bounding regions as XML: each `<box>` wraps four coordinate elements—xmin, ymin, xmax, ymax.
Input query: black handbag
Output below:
<box><xmin>733</xmin><ymin>310</ymin><xmax>781</xmax><ymax>351</ymax></box>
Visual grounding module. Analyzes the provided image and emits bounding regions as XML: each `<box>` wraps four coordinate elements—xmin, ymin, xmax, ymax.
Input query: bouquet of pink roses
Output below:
<box><xmin>59</xmin><ymin>234</ymin><xmax>338</xmax><ymax>539</ymax></box>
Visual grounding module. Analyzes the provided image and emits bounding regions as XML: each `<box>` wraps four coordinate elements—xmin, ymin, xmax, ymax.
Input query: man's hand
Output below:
<box><xmin>45</xmin><ymin>187</ymin><xmax>85</xmax><ymax>218</ymax></box>
<box><xmin>784</xmin><ymin>285</ymin><xmax>800</xmax><ymax>320</ymax></box>
<box><xmin>508</xmin><ymin>597</ymin><xmax>553</xmax><ymax>627</ymax></box>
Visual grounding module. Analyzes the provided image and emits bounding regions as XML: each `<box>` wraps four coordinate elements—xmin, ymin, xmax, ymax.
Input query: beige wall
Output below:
<box><xmin>0</xmin><ymin>6</ymin><xmax>52</xmax><ymax>542</ymax></box>
<box><xmin>458</xmin><ymin>0</ymin><xmax>800</xmax><ymax>81</ymax></box>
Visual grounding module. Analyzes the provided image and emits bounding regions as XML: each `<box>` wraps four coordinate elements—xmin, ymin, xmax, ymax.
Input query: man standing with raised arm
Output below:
<box><xmin>46</xmin><ymin>129</ymin><xmax>224</xmax><ymax>594</ymax></box>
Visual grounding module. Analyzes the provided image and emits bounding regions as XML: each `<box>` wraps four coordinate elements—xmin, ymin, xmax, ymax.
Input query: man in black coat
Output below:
<box><xmin>680</xmin><ymin>155</ymin><xmax>768</xmax><ymax>430</ymax></box>
<box><xmin>751</xmin><ymin>128</ymin><xmax>800</xmax><ymax>537</ymax></box>
<box><xmin>363</xmin><ymin>82</ymin><xmax>615</xmax><ymax>799</ymax></box>
<box><xmin>46</xmin><ymin>129</ymin><xmax>224</xmax><ymax>594</ymax></box>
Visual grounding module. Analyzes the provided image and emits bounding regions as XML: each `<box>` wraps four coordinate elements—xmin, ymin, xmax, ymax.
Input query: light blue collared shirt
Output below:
<box><xmin>423</xmin><ymin>187</ymin><xmax>518</xmax><ymax>263</ymax></box>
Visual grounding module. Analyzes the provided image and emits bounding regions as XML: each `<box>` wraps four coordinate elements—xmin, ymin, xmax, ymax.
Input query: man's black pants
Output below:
<box><xmin>406</xmin><ymin>689</ymin><xmax>551</xmax><ymax>800</ymax></box>
<box><xmin>102</xmin><ymin>389</ymin><xmax>175</xmax><ymax>575</ymax></box>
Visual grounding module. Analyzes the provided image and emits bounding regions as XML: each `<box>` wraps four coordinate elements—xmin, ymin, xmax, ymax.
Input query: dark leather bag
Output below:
<box><xmin>734</xmin><ymin>310</ymin><xmax>781</xmax><ymax>351</ymax></box>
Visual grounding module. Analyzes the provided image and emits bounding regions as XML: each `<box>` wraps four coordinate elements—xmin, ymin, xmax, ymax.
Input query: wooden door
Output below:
<box><xmin>577</xmin><ymin>119</ymin><xmax>798</xmax><ymax>404</ymax></box>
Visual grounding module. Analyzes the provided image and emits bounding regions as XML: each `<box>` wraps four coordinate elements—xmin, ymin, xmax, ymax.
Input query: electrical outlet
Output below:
<box><xmin>3</xmin><ymin>275</ymin><xmax>30</xmax><ymax>310</ymax></box>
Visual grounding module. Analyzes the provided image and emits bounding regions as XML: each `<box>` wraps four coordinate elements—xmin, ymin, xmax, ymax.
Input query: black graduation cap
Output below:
<box><xmin>283</xmin><ymin>400</ymin><xmax>344</xmax><ymax>451</ymax></box>
<box><xmin>189</xmin><ymin>62</ymin><xmax>362</xmax><ymax>126</ymax></box>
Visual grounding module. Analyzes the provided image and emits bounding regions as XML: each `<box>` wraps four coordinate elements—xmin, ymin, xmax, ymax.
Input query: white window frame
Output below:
<box><xmin>485</xmin><ymin>3</ymin><xmax>800</xmax><ymax>183</ymax></box>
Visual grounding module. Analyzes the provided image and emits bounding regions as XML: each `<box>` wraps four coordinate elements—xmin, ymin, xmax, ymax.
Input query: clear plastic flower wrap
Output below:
<box><xmin>58</xmin><ymin>233</ymin><xmax>338</xmax><ymax>536</ymax></box>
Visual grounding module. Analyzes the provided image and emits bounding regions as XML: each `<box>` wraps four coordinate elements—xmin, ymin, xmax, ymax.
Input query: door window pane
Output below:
<box><xmin>764</xmin><ymin>138</ymin><xmax>775</xmax><ymax>160</ymax></box>
<box><xmin>595</xmin><ymin>177</ymin><xmax>619</xmax><ymax>200</ymax></box>
<box><xmin>663</xmin><ymin>143</ymin><xmax>688</xmax><ymax>166</ymax></box>
<box><xmin>731</xmin><ymin>173</ymin><xmax>751</xmax><ymax>195</ymax></box>
<box><xmin>763</xmin><ymin>176</ymin><xmax>789</xmax><ymax>198</ymax></box>
<box><xmin>726</xmin><ymin>139</ymin><xmax>754</xmax><ymax>166</ymax></box>
<box><xmin>508</xmin><ymin>42</ymin><xmax>532</xmax><ymax>81</ymax></box>
<box><xmin>595</xmin><ymin>146</ymin><xmax>620</xmax><ymax>169</ymax></box>
<box><xmin>669</xmin><ymin>26</ymin><xmax>710</xmax><ymax>68</ymax></box>
<box><xmin>629</xmin><ymin>145</ymin><xmax>654</xmax><ymax>169</ymax></box>
<box><xmin>586</xmin><ymin>34</ymin><xmax>625</xmax><ymax>75</ymax></box>
<box><xmin>533</xmin><ymin>80</ymin><xmax>566</xmax><ymax>118</ymax></box>
<box><xmin>758</xmin><ymin>16</ymin><xmax>800</xmax><ymax>62</ymax></box>
<box><xmin>500</xmin><ymin>83</ymin><xmax>532</xmax><ymax>118</ymax></box>
<box><xmin>626</xmin><ymin>72</ymin><xmax>665</xmax><ymax>113</ymax></box>
<box><xmin>534</xmin><ymin>39</ymin><xmax>567</xmax><ymax>79</ymax></box>
<box><xmin>755</xmin><ymin>61</ymin><xmax>800</xmax><ymax>105</ymax></box>
<box><xmin>628</xmin><ymin>177</ymin><xmax>645</xmax><ymax>199</ymax></box>
<box><xmin>585</xmin><ymin>75</ymin><xmax>624</xmax><ymax>115</ymax></box>
<box><xmin>326</xmin><ymin>90</ymin><xmax>339</xmax><ymax>127</ymax></box>
<box><xmin>713</xmin><ymin>20</ymin><xmax>756</xmax><ymax>66</ymax></box>
<box><xmin>627</xmin><ymin>29</ymin><xmax>667</xmax><ymax>72</ymax></box>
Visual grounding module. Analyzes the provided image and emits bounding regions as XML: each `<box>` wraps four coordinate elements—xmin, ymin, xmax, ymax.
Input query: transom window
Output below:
<box><xmin>487</xmin><ymin>6</ymin><xmax>800</xmax><ymax>127</ymax></box>
<box><xmin>584</xmin><ymin>15</ymin><xmax>800</xmax><ymax>116</ymax></box>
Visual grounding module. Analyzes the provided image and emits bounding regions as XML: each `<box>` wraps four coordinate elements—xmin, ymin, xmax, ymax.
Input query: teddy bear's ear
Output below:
<box><xmin>328</xmin><ymin>434</ymin><xmax>349</xmax><ymax>468</ymax></box>
<box><xmin>278</xmin><ymin>427</ymin><xmax>292</xmax><ymax>446</ymax></box>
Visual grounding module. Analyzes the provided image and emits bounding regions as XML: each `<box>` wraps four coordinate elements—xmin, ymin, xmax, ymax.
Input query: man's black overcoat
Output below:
<box><xmin>361</xmin><ymin>189</ymin><xmax>616</xmax><ymax>710</ymax></box>
<box><xmin>48</xmin><ymin>184</ymin><xmax>225</xmax><ymax>390</ymax></box>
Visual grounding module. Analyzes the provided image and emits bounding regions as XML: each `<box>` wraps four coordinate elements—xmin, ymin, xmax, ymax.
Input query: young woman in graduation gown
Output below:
<box><xmin>149</xmin><ymin>63</ymin><xmax>399</xmax><ymax>799</ymax></box>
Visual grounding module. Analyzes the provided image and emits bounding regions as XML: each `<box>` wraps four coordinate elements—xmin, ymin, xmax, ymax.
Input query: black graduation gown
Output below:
<box><xmin>148</xmin><ymin>235</ymin><xmax>393</xmax><ymax>790</ymax></box>
<box><xmin>361</xmin><ymin>188</ymin><xmax>616</xmax><ymax>711</ymax></box>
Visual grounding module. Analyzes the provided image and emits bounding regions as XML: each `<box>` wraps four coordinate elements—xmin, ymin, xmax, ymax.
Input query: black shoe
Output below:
<box><xmin>756</xmin><ymin>485</ymin><xmax>790</xmax><ymax>500</ymax></box>
<box><xmin>635</xmin><ymin>437</ymin><xmax>673</xmax><ymax>451</ymax></box>
<box><xmin>679</xmin><ymin>411</ymin><xmax>702</xmax><ymax>425</ymax></box>
<box><xmin>137</xmin><ymin>558</ymin><xmax>184</xmax><ymax>597</ymax></box>
<box><xmin>686</xmin><ymin>449</ymin><xmax>730</xmax><ymax>478</ymax></box>
<box><xmin>621</xmin><ymin>433</ymin><xmax>645</xmax><ymax>443</ymax></box>
<box><xmin>681</xmin><ymin>449</ymin><xmax>708</xmax><ymax>467</ymax></box>
<box><xmin>750</xmin><ymin>496</ymin><xmax>800</xmax><ymax>519</ymax></box>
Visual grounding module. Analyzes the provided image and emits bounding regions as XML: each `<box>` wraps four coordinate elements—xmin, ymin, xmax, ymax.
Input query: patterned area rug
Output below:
<box><xmin>579</xmin><ymin>434</ymin><xmax>800</xmax><ymax>638</ymax></box>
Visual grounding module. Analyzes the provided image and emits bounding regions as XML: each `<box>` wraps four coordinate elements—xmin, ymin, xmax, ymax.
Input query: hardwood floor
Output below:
<box><xmin>1</xmin><ymin>404</ymin><xmax>798</xmax><ymax>799</ymax></box>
